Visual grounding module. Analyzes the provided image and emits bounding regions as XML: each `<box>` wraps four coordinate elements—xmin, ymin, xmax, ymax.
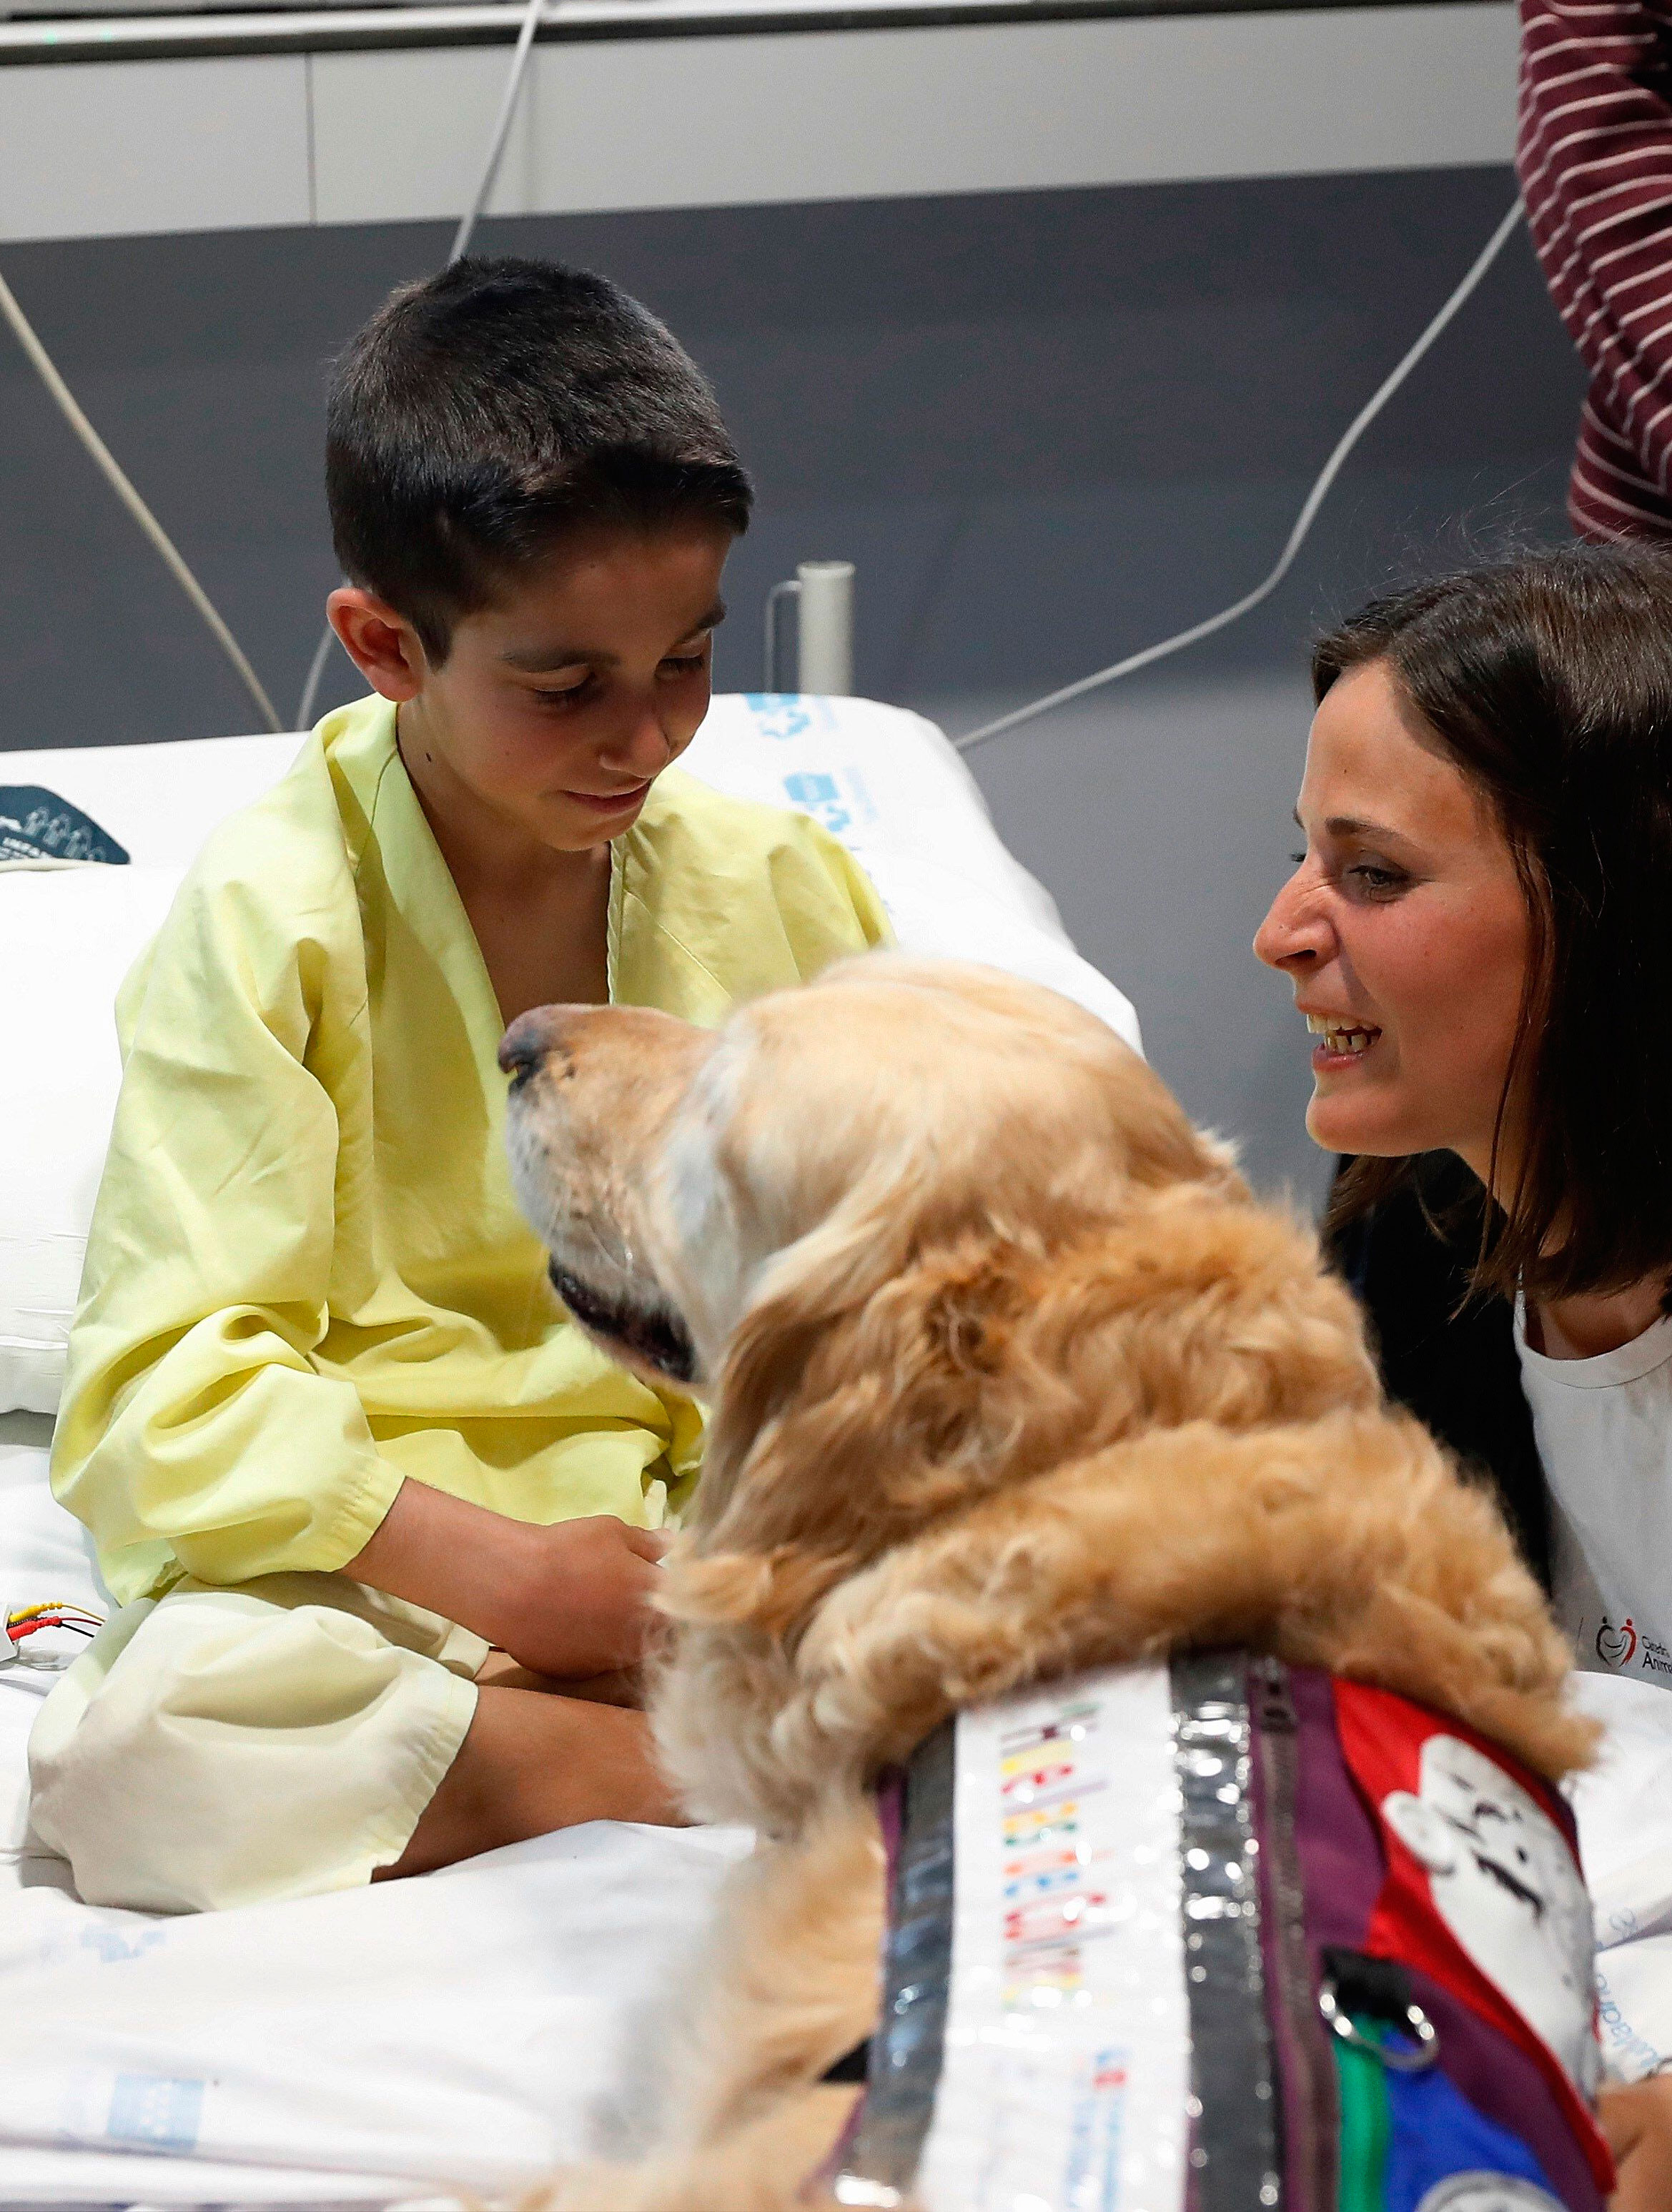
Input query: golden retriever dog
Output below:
<box><xmin>498</xmin><ymin>955</ymin><xmax>1593</xmax><ymax>2212</ymax></box>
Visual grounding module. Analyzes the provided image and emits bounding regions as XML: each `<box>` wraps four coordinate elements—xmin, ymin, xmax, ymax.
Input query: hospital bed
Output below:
<box><xmin>0</xmin><ymin>692</ymin><xmax>1137</xmax><ymax>2211</ymax></box>
<box><xmin>12</xmin><ymin>695</ymin><xmax>1672</xmax><ymax>2208</ymax></box>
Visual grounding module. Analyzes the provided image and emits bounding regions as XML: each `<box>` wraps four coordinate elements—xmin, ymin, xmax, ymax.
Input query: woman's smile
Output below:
<box><xmin>1302</xmin><ymin>1010</ymin><xmax>1383</xmax><ymax>1067</ymax></box>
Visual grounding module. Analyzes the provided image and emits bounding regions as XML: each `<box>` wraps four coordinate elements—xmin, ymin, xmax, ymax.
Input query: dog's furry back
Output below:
<box><xmin>653</xmin><ymin>1171</ymin><xmax>1590</xmax><ymax>1838</ymax></box>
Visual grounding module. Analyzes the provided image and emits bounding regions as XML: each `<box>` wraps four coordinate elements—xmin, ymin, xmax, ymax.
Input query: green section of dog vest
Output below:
<box><xmin>1335</xmin><ymin>2022</ymin><xmax>1391</xmax><ymax>2212</ymax></box>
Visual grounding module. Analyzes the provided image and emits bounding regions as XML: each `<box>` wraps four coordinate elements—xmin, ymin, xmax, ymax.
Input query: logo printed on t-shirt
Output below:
<box><xmin>1587</xmin><ymin>1614</ymin><xmax>1672</xmax><ymax>1680</ymax></box>
<box><xmin>1596</xmin><ymin>1616</ymin><xmax>1637</xmax><ymax>1667</ymax></box>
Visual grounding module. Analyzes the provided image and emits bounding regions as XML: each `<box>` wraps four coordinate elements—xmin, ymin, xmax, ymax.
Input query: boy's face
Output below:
<box><xmin>330</xmin><ymin>522</ymin><xmax>731</xmax><ymax>855</ymax></box>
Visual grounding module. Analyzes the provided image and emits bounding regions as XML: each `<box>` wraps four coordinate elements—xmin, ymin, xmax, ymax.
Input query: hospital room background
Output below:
<box><xmin>0</xmin><ymin>86</ymin><xmax>1584</xmax><ymax>1202</ymax></box>
<box><xmin>4</xmin><ymin>10</ymin><xmax>1651</xmax><ymax>2201</ymax></box>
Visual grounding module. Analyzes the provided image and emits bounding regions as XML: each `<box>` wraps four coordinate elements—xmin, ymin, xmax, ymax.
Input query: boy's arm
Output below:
<box><xmin>57</xmin><ymin>845</ymin><xmax>669</xmax><ymax>1672</ymax></box>
<box><xmin>53</xmin><ymin>860</ymin><xmax>406</xmax><ymax>1597</ymax></box>
<box><xmin>345</xmin><ymin>1477</ymin><xmax>666</xmax><ymax>1678</ymax></box>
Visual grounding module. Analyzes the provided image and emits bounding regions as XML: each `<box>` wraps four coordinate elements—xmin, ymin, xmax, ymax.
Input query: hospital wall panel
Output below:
<box><xmin>312</xmin><ymin>6</ymin><xmax>1521</xmax><ymax>228</ymax></box>
<box><xmin>0</xmin><ymin>170</ymin><xmax>1581</xmax><ymax>1190</ymax></box>
<box><xmin>0</xmin><ymin>57</ymin><xmax>310</xmax><ymax>243</ymax></box>
<box><xmin>1</xmin><ymin>4</ymin><xmax>1517</xmax><ymax>246</ymax></box>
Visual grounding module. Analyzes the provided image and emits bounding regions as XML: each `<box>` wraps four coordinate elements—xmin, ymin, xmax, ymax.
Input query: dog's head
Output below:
<box><xmin>503</xmin><ymin>957</ymin><xmax>1265</xmax><ymax>1598</ymax></box>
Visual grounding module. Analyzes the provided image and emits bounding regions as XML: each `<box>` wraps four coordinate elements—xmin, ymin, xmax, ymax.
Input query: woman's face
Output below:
<box><xmin>1252</xmin><ymin>658</ymin><xmax>1533</xmax><ymax>1180</ymax></box>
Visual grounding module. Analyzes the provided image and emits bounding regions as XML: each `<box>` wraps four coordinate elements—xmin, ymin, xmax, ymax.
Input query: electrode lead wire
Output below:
<box><xmin>954</xmin><ymin>197</ymin><xmax>1526</xmax><ymax>755</ymax></box>
<box><xmin>0</xmin><ymin>265</ymin><xmax>284</xmax><ymax>734</ymax></box>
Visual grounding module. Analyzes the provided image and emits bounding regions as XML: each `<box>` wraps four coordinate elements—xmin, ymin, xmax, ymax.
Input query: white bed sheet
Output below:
<box><xmin>1</xmin><ymin>1414</ymin><xmax>749</xmax><ymax>2210</ymax></box>
<box><xmin>0</xmin><ymin>695</ymin><xmax>1138</xmax><ymax>2210</ymax></box>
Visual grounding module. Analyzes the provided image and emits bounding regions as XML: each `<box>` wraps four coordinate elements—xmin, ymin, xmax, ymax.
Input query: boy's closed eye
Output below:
<box><xmin>532</xmin><ymin>643</ymin><xmax>711</xmax><ymax>713</ymax></box>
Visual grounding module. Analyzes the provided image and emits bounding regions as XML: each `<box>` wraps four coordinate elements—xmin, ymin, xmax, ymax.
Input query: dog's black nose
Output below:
<box><xmin>498</xmin><ymin>1014</ymin><xmax>545</xmax><ymax>1086</ymax></box>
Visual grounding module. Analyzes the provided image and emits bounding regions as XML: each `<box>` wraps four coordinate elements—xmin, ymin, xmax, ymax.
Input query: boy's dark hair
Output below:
<box><xmin>1319</xmin><ymin>542</ymin><xmax>1672</xmax><ymax>1306</ymax></box>
<box><xmin>326</xmin><ymin>256</ymin><xmax>752</xmax><ymax>663</ymax></box>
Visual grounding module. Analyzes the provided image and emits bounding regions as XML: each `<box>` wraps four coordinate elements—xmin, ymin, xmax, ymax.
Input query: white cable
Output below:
<box><xmin>295</xmin><ymin>618</ymin><xmax>339</xmax><ymax>733</ymax></box>
<box><xmin>0</xmin><ymin>265</ymin><xmax>283</xmax><ymax>735</ymax></box>
<box><xmin>954</xmin><ymin>197</ymin><xmax>1526</xmax><ymax>755</ymax></box>
<box><xmin>296</xmin><ymin>0</ymin><xmax>550</xmax><ymax>729</ymax></box>
<box><xmin>450</xmin><ymin>0</ymin><xmax>548</xmax><ymax>265</ymax></box>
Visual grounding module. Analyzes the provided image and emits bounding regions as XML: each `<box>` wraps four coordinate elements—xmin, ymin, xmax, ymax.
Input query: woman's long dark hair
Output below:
<box><xmin>1320</xmin><ymin>544</ymin><xmax>1672</xmax><ymax>1304</ymax></box>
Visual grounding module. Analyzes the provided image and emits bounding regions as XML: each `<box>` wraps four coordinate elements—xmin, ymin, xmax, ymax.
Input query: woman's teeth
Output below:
<box><xmin>1305</xmin><ymin>1014</ymin><xmax>1377</xmax><ymax>1056</ymax></box>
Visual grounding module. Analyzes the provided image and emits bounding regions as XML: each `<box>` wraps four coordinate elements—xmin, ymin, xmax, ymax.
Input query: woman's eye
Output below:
<box><xmin>1289</xmin><ymin>850</ymin><xmax>1307</xmax><ymax>867</ymax></box>
<box><xmin>1345</xmin><ymin>862</ymin><xmax>1408</xmax><ymax>897</ymax></box>
<box><xmin>659</xmin><ymin>653</ymin><xmax>707</xmax><ymax>678</ymax></box>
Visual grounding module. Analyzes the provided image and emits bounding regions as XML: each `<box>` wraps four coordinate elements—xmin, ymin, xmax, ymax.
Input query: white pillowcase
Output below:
<box><xmin>0</xmin><ymin>866</ymin><xmax>182</xmax><ymax>1416</ymax></box>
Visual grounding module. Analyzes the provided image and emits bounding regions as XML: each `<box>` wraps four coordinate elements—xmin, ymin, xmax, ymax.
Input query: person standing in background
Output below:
<box><xmin>1520</xmin><ymin>0</ymin><xmax>1672</xmax><ymax>537</ymax></box>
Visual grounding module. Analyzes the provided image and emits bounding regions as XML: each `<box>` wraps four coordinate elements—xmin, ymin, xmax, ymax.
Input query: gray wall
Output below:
<box><xmin>0</xmin><ymin>165</ymin><xmax>1586</xmax><ymax>1196</ymax></box>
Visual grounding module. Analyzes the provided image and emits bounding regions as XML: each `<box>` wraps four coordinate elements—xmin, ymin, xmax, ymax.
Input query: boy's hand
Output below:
<box><xmin>345</xmin><ymin>1478</ymin><xmax>668</xmax><ymax>1678</ymax></box>
<box><xmin>492</xmin><ymin>1515</ymin><xmax>668</xmax><ymax>1680</ymax></box>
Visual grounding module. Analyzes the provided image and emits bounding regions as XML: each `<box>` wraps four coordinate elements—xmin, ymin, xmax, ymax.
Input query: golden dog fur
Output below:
<box><xmin>502</xmin><ymin>956</ymin><xmax>1591</xmax><ymax>2212</ymax></box>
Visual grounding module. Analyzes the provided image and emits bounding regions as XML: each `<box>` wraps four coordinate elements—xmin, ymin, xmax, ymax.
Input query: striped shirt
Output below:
<box><xmin>1519</xmin><ymin>0</ymin><xmax>1672</xmax><ymax>536</ymax></box>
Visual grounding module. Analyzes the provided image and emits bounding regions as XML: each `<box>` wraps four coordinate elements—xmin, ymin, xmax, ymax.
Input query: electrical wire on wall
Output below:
<box><xmin>954</xmin><ymin>197</ymin><xmax>1527</xmax><ymax>755</ymax></box>
<box><xmin>0</xmin><ymin>267</ymin><xmax>284</xmax><ymax>734</ymax></box>
<box><xmin>0</xmin><ymin>0</ymin><xmax>550</xmax><ymax>741</ymax></box>
<box><xmin>294</xmin><ymin>0</ymin><xmax>551</xmax><ymax>730</ymax></box>
<box><xmin>1</xmin><ymin>166</ymin><xmax>1523</xmax><ymax>745</ymax></box>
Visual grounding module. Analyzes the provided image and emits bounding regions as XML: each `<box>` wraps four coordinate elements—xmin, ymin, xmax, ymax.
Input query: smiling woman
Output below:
<box><xmin>1256</xmin><ymin>546</ymin><xmax>1672</xmax><ymax>2206</ymax></box>
<box><xmin>1257</xmin><ymin>546</ymin><xmax>1672</xmax><ymax>1311</ymax></box>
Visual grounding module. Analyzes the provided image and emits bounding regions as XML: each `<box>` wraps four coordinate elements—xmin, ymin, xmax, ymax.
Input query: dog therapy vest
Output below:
<box><xmin>828</xmin><ymin>1654</ymin><xmax>1613</xmax><ymax>2212</ymax></box>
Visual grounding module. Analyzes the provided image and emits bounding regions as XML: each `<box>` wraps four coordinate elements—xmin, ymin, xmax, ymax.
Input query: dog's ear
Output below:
<box><xmin>663</xmin><ymin>1216</ymin><xmax>1047</xmax><ymax>1639</ymax></box>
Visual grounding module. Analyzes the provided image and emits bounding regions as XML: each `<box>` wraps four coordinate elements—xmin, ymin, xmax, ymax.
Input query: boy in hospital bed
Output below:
<box><xmin>26</xmin><ymin>257</ymin><xmax>889</xmax><ymax>1913</ymax></box>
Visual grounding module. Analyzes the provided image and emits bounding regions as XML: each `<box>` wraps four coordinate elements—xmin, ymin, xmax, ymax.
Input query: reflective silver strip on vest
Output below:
<box><xmin>1171</xmin><ymin>1650</ymin><xmax>1282</xmax><ymax>2210</ymax></box>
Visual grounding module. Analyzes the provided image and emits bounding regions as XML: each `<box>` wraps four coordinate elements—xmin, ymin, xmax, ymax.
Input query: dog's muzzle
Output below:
<box><xmin>548</xmin><ymin>1260</ymin><xmax>697</xmax><ymax>1386</ymax></box>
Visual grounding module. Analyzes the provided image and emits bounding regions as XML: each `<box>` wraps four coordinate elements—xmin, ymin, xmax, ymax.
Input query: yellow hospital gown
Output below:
<box><xmin>29</xmin><ymin>694</ymin><xmax>888</xmax><ymax>1909</ymax></box>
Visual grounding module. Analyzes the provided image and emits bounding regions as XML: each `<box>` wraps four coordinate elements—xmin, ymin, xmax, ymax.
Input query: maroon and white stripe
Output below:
<box><xmin>1518</xmin><ymin>0</ymin><xmax>1672</xmax><ymax>536</ymax></box>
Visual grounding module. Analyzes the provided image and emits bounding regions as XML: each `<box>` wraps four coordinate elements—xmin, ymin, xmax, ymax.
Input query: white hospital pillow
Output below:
<box><xmin>683</xmin><ymin>696</ymin><xmax>1143</xmax><ymax>1053</ymax></box>
<box><xmin>0</xmin><ymin>866</ymin><xmax>182</xmax><ymax>1416</ymax></box>
<box><xmin>0</xmin><ymin>731</ymin><xmax>302</xmax><ymax>871</ymax></box>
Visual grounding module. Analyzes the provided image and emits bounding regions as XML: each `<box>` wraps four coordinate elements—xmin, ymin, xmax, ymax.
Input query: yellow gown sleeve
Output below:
<box><xmin>51</xmin><ymin>852</ymin><xmax>404</xmax><ymax>1605</ymax></box>
<box><xmin>770</xmin><ymin>814</ymin><xmax>894</xmax><ymax>968</ymax></box>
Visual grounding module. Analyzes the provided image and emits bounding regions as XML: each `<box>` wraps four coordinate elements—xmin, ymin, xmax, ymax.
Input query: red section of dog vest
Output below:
<box><xmin>1332</xmin><ymin>1680</ymin><xmax>1614</xmax><ymax>2197</ymax></box>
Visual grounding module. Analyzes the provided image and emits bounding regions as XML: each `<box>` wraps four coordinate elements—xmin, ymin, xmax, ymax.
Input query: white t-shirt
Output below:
<box><xmin>1515</xmin><ymin>1301</ymin><xmax>1672</xmax><ymax>1691</ymax></box>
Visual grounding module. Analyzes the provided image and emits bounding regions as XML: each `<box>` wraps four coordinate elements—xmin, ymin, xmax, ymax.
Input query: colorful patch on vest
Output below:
<box><xmin>1333</xmin><ymin>1678</ymin><xmax>1610</xmax><ymax>2194</ymax></box>
<box><xmin>1333</xmin><ymin>2003</ymin><xmax>1566</xmax><ymax>2211</ymax></box>
<box><xmin>1413</xmin><ymin>2181</ymin><xmax>1565</xmax><ymax>2211</ymax></box>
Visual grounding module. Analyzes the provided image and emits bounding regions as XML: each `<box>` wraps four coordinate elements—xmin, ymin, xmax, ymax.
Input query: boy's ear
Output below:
<box><xmin>327</xmin><ymin>587</ymin><xmax>428</xmax><ymax>703</ymax></box>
